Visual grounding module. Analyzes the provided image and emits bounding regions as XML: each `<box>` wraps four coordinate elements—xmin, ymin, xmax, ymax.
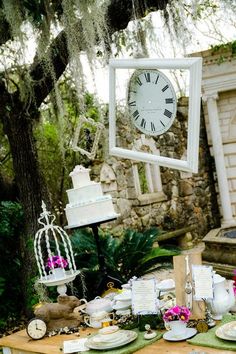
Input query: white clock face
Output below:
<box><xmin>26</xmin><ymin>318</ymin><xmax>47</xmax><ymax>340</ymax></box>
<box><xmin>128</xmin><ymin>69</ymin><xmax>177</xmax><ymax>136</ymax></box>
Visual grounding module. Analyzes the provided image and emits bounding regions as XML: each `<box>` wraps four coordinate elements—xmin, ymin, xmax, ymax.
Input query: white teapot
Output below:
<box><xmin>80</xmin><ymin>296</ymin><xmax>113</xmax><ymax>315</ymax></box>
<box><xmin>207</xmin><ymin>276</ymin><xmax>235</xmax><ymax>320</ymax></box>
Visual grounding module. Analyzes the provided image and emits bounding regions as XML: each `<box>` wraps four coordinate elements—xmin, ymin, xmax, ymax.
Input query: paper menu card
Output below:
<box><xmin>63</xmin><ymin>338</ymin><xmax>89</xmax><ymax>353</ymax></box>
<box><xmin>132</xmin><ymin>278</ymin><xmax>158</xmax><ymax>315</ymax></box>
<box><xmin>192</xmin><ymin>265</ymin><xmax>213</xmax><ymax>300</ymax></box>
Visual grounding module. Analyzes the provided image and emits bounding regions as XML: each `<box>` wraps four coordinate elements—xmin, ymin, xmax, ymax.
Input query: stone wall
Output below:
<box><xmin>89</xmin><ymin>97</ymin><xmax>220</xmax><ymax>241</ymax></box>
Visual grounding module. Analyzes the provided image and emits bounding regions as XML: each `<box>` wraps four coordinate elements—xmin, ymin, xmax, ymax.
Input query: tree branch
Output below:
<box><xmin>2</xmin><ymin>0</ymin><xmax>170</xmax><ymax>113</ymax></box>
<box><xmin>0</xmin><ymin>9</ymin><xmax>12</xmax><ymax>45</ymax></box>
<box><xmin>29</xmin><ymin>30</ymin><xmax>69</xmax><ymax>108</ymax></box>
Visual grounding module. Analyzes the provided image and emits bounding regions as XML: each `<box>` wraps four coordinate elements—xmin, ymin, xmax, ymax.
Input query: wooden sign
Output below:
<box><xmin>173</xmin><ymin>252</ymin><xmax>205</xmax><ymax>319</ymax></box>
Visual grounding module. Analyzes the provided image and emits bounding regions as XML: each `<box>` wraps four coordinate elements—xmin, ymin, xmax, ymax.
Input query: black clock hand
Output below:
<box><xmin>35</xmin><ymin>320</ymin><xmax>42</xmax><ymax>331</ymax></box>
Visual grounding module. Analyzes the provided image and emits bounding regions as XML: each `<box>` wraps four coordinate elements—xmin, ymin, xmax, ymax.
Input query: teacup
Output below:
<box><xmin>49</xmin><ymin>268</ymin><xmax>65</xmax><ymax>279</ymax></box>
<box><xmin>84</xmin><ymin>311</ymin><xmax>114</xmax><ymax>329</ymax></box>
<box><xmin>98</xmin><ymin>325</ymin><xmax>120</xmax><ymax>342</ymax></box>
<box><xmin>101</xmin><ymin>318</ymin><xmax>113</xmax><ymax>328</ymax></box>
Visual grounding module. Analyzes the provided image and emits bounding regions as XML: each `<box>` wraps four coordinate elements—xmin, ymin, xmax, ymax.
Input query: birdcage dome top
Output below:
<box><xmin>34</xmin><ymin>201</ymin><xmax>80</xmax><ymax>293</ymax></box>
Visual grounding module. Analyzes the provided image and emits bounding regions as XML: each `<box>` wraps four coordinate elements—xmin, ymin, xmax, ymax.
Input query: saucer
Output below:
<box><xmin>116</xmin><ymin>309</ymin><xmax>131</xmax><ymax>316</ymax></box>
<box><xmin>113</xmin><ymin>303</ymin><xmax>131</xmax><ymax>311</ymax></box>
<box><xmin>92</xmin><ymin>333</ymin><xmax>122</xmax><ymax>344</ymax></box>
<box><xmin>163</xmin><ymin>328</ymin><xmax>197</xmax><ymax>342</ymax></box>
<box><xmin>221</xmin><ymin>321</ymin><xmax>236</xmax><ymax>339</ymax></box>
<box><xmin>216</xmin><ymin>323</ymin><xmax>236</xmax><ymax>341</ymax></box>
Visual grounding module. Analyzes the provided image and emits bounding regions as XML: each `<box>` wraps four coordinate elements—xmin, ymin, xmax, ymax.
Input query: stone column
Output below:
<box><xmin>203</xmin><ymin>93</ymin><xmax>236</xmax><ymax>227</ymax></box>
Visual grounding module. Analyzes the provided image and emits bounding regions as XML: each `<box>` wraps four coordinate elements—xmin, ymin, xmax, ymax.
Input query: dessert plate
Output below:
<box><xmin>85</xmin><ymin>330</ymin><xmax>138</xmax><ymax>350</ymax></box>
<box><xmin>163</xmin><ymin>328</ymin><xmax>197</xmax><ymax>342</ymax></box>
<box><xmin>216</xmin><ymin>323</ymin><xmax>236</xmax><ymax>341</ymax></box>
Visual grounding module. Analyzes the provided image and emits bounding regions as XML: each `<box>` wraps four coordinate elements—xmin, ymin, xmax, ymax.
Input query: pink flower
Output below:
<box><xmin>163</xmin><ymin>306</ymin><xmax>191</xmax><ymax>323</ymax></box>
<box><xmin>46</xmin><ymin>255</ymin><xmax>68</xmax><ymax>269</ymax></box>
<box><xmin>171</xmin><ymin>306</ymin><xmax>181</xmax><ymax>315</ymax></box>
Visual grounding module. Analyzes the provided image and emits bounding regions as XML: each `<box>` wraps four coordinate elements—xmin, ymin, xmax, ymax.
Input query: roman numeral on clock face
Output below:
<box><xmin>151</xmin><ymin>122</ymin><xmax>156</xmax><ymax>132</ymax></box>
<box><xmin>140</xmin><ymin>118</ymin><xmax>146</xmax><ymax>129</ymax></box>
<box><xmin>136</xmin><ymin>77</ymin><xmax>142</xmax><ymax>86</ymax></box>
<box><xmin>144</xmin><ymin>72</ymin><xmax>151</xmax><ymax>82</ymax></box>
<box><xmin>165</xmin><ymin>98</ymin><xmax>173</xmax><ymax>104</ymax></box>
<box><xmin>162</xmin><ymin>84</ymin><xmax>169</xmax><ymax>92</ymax></box>
<box><xmin>155</xmin><ymin>74</ymin><xmax>159</xmax><ymax>84</ymax></box>
<box><xmin>132</xmin><ymin>110</ymin><xmax>140</xmax><ymax>120</ymax></box>
<box><xmin>164</xmin><ymin>109</ymin><xmax>172</xmax><ymax>118</ymax></box>
<box><xmin>129</xmin><ymin>101</ymin><xmax>136</xmax><ymax>106</ymax></box>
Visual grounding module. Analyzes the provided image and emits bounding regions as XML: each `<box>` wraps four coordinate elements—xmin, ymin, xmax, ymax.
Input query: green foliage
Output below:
<box><xmin>0</xmin><ymin>202</ymin><xmax>24</xmax><ymax>329</ymax></box>
<box><xmin>210</xmin><ymin>40</ymin><xmax>236</xmax><ymax>64</ymax></box>
<box><xmin>35</xmin><ymin>81</ymin><xmax>102</xmax><ymax>223</ymax></box>
<box><xmin>71</xmin><ymin>227</ymin><xmax>179</xmax><ymax>298</ymax></box>
<box><xmin>138</xmin><ymin>163</ymin><xmax>149</xmax><ymax>194</ymax></box>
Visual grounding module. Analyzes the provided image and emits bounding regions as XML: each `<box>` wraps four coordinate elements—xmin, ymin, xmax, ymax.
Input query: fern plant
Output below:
<box><xmin>0</xmin><ymin>202</ymin><xmax>24</xmax><ymax>329</ymax></box>
<box><xmin>70</xmin><ymin>227</ymin><xmax>179</xmax><ymax>298</ymax></box>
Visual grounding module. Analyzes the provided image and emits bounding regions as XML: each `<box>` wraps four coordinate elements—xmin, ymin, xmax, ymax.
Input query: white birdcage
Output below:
<box><xmin>34</xmin><ymin>201</ymin><xmax>80</xmax><ymax>295</ymax></box>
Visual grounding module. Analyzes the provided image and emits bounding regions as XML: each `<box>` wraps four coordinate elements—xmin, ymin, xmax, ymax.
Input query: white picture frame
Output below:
<box><xmin>72</xmin><ymin>116</ymin><xmax>104</xmax><ymax>160</ymax></box>
<box><xmin>109</xmin><ymin>58</ymin><xmax>202</xmax><ymax>173</ymax></box>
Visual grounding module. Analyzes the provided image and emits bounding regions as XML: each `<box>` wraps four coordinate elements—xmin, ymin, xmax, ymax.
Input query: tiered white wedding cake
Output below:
<box><xmin>65</xmin><ymin>165</ymin><xmax>119</xmax><ymax>227</ymax></box>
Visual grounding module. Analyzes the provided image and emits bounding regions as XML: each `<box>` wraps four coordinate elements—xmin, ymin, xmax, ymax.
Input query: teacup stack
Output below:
<box><xmin>112</xmin><ymin>288</ymin><xmax>132</xmax><ymax>316</ymax></box>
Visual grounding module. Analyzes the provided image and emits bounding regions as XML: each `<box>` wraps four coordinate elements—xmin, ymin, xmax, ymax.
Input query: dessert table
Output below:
<box><xmin>0</xmin><ymin>327</ymin><xmax>235</xmax><ymax>354</ymax></box>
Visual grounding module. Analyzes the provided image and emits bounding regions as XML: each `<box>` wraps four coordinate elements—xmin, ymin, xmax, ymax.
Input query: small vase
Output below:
<box><xmin>169</xmin><ymin>320</ymin><xmax>187</xmax><ymax>336</ymax></box>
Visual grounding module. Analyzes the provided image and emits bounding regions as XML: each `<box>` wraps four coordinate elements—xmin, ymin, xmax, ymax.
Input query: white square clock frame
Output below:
<box><xmin>109</xmin><ymin>57</ymin><xmax>202</xmax><ymax>173</ymax></box>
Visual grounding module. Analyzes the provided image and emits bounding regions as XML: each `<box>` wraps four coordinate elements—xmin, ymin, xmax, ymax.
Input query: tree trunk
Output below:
<box><xmin>2</xmin><ymin>108</ymin><xmax>50</xmax><ymax>314</ymax></box>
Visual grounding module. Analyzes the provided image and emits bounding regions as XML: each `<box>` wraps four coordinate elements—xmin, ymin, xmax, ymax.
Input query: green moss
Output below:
<box><xmin>211</xmin><ymin>40</ymin><xmax>236</xmax><ymax>56</ymax></box>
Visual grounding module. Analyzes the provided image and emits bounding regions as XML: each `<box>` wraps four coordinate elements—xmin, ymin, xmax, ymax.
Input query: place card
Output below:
<box><xmin>63</xmin><ymin>338</ymin><xmax>90</xmax><ymax>353</ymax></box>
<box><xmin>192</xmin><ymin>265</ymin><xmax>213</xmax><ymax>300</ymax></box>
<box><xmin>131</xmin><ymin>278</ymin><xmax>158</xmax><ymax>315</ymax></box>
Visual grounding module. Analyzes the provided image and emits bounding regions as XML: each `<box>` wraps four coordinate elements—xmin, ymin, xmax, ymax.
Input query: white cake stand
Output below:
<box><xmin>64</xmin><ymin>214</ymin><xmax>120</xmax><ymax>229</ymax></box>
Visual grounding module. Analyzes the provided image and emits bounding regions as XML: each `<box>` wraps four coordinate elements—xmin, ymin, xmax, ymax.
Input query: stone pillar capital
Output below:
<box><xmin>202</xmin><ymin>92</ymin><xmax>219</xmax><ymax>102</ymax></box>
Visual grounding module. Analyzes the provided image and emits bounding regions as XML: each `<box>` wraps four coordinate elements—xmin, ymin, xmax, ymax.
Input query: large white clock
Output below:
<box><xmin>128</xmin><ymin>69</ymin><xmax>177</xmax><ymax>136</ymax></box>
<box><xmin>109</xmin><ymin>58</ymin><xmax>202</xmax><ymax>173</ymax></box>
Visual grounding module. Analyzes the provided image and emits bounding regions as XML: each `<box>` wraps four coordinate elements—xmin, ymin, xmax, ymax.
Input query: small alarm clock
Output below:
<box><xmin>26</xmin><ymin>318</ymin><xmax>47</xmax><ymax>340</ymax></box>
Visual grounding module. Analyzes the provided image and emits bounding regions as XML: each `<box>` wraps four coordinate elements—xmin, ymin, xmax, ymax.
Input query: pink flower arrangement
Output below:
<box><xmin>46</xmin><ymin>255</ymin><xmax>68</xmax><ymax>269</ymax></box>
<box><xmin>233</xmin><ymin>269</ymin><xmax>236</xmax><ymax>296</ymax></box>
<box><xmin>163</xmin><ymin>305</ymin><xmax>191</xmax><ymax>323</ymax></box>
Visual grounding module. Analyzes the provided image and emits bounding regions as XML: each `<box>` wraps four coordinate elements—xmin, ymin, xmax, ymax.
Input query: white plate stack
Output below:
<box><xmin>112</xmin><ymin>288</ymin><xmax>132</xmax><ymax>316</ymax></box>
<box><xmin>85</xmin><ymin>326</ymin><xmax>138</xmax><ymax>350</ymax></box>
